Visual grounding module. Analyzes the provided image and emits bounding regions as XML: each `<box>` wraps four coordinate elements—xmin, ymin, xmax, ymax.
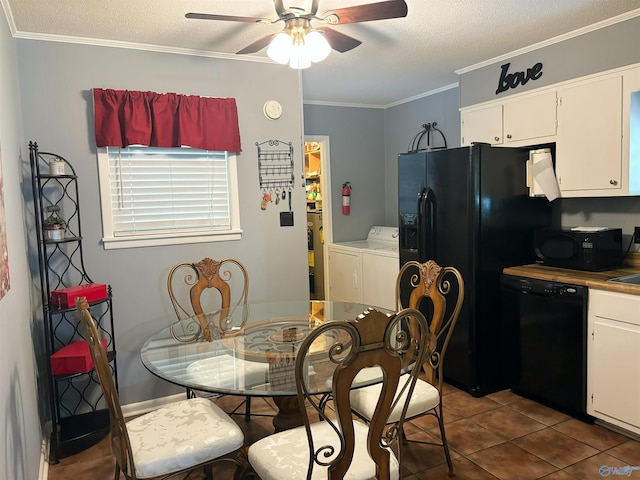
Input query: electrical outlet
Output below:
<box><xmin>635</xmin><ymin>226</ymin><xmax>640</xmax><ymax>244</ymax></box>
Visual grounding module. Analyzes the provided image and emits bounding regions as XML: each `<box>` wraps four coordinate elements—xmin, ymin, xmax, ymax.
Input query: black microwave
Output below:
<box><xmin>533</xmin><ymin>228</ymin><xmax>623</xmax><ymax>271</ymax></box>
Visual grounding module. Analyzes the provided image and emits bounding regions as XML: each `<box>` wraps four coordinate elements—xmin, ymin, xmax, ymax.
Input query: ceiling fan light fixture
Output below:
<box><xmin>289</xmin><ymin>43</ymin><xmax>312</xmax><ymax>69</ymax></box>
<box><xmin>267</xmin><ymin>32</ymin><xmax>293</xmax><ymax>64</ymax></box>
<box><xmin>305</xmin><ymin>30</ymin><xmax>331</xmax><ymax>63</ymax></box>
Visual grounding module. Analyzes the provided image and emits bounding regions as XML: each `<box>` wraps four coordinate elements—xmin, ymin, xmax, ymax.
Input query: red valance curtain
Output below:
<box><xmin>93</xmin><ymin>89</ymin><xmax>242</xmax><ymax>152</ymax></box>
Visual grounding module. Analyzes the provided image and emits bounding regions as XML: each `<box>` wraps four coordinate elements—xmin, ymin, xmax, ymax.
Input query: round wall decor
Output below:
<box><xmin>263</xmin><ymin>100</ymin><xmax>282</xmax><ymax>119</ymax></box>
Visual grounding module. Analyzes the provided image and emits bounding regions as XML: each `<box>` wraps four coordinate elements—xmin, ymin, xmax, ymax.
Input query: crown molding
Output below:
<box><xmin>456</xmin><ymin>7</ymin><xmax>640</xmax><ymax>75</ymax></box>
<box><xmin>11</xmin><ymin>30</ymin><xmax>273</xmax><ymax>64</ymax></box>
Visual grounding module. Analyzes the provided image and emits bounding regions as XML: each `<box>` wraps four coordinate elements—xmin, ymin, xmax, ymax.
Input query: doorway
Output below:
<box><xmin>304</xmin><ymin>136</ymin><xmax>332</xmax><ymax>300</ymax></box>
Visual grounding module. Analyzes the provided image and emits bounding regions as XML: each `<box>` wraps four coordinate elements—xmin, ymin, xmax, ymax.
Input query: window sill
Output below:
<box><xmin>101</xmin><ymin>229</ymin><xmax>243</xmax><ymax>250</ymax></box>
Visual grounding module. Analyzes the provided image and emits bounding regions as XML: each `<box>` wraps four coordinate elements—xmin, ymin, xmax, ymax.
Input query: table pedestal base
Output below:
<box><xmin>273</xmin><ymin>396</ymin><xmax>304</xmax><ymax>432</ymax></box>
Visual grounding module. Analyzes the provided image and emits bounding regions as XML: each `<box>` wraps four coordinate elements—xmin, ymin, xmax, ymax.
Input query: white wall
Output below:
<box><xmin>383</xmin><ymin>87</ymin><xmax>461</xmax><ymax>225</ymax></box>
<box><xmin>303</xmin><ymin>104</ymin><xmax>386</xmax><ymax>241</ymax></box>
<box><xmin>457</xmin><ymin>13</ymin><xmax>640</xmax><ymax>247</ymax></box>
<box><xmin>303</xmin><ymin>88</ymin><xmax>462</xmax><ymax>238</ymax></box>
<box><xmin>16</xmin><ymin>39</ymin><xmax>309</xmax><ymax>410</ymax></box>
<box><xmin>0</xmin><ymin>8</ymin><xmax>42</xmax><ymax>480</ymax></box>
<box><xmin>459</xmin><ymin>14</ymin><xmax>640</xmax><ymax>107</ymax></box>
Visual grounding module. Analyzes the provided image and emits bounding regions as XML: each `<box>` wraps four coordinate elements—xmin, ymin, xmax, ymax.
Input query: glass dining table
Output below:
<box><xmin>140</xmin><ymin>300</ymin><xmax>389</xmax><ymax>431</ymax></box>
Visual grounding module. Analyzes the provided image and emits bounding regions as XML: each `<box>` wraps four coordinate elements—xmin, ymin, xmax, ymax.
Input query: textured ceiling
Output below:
<box><xmin>4</xmin><ymin>0</ymin><xmax>640</xmax><ymax>106</ymax></box>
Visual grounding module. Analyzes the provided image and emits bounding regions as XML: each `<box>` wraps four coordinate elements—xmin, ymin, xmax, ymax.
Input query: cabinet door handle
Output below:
<box><xmin>494</xmin><ymin>136</ymin><xmax>500</xmax><ymax>142</ymax></box>
<box><xmin>506</xmin><ymin>134</ymin><xmax>512</xmax><ymax>139</ymax></box>
<box><xmin>610</xmin><ymin>179</ymin><xmax>618</xmax><ymax>185</ymax></box>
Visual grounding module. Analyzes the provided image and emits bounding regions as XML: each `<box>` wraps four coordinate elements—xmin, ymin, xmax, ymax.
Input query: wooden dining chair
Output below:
<box><xmin>167</xmin><ymin>257</ymin><xmax>249</xmax><ymax>343</ymax></box>
<box><xmin>75</xmin><ymin>296</ymin><xmax>246</xmax><ymax>480</ymax></box>
<box><xmin>349</xmin><ymin>260</ymin><xmax>464</xmax><ymax>476</ymax></box>
<box><xmin>167</xmin><ymin>257</ymin><xmax>255</xmax><ymax>417</ymax></box>
<box><xmin>247</xmin><ymin>307</ymin><xmax>432</xmax><ymax>480</ymax></box>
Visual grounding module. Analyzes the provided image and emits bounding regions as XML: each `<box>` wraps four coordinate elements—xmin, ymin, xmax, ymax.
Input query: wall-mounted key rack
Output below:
<box><xmin>257</xmin><ymin>139</ymin><xmax>294</xmax><ymax>193</ymax></box>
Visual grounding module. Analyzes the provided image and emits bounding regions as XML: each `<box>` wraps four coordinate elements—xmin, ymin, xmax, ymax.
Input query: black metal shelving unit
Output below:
<box><xmin>29</xmin><ymin>141</ymin><xmax>118</xmax><ymax>463</ymax></box>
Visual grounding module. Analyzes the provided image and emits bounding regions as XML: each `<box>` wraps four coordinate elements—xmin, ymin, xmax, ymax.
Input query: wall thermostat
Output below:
<box><xmin>263</xmin><ymin>100</ymin><xmax>282</xmax><ymax>119</ymax></box>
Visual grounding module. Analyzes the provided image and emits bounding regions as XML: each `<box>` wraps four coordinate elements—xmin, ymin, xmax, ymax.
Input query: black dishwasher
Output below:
<box><xmin>501</xmin><ymin>274</ymin><xmax>591</xmax><ymax>420</ymax></box>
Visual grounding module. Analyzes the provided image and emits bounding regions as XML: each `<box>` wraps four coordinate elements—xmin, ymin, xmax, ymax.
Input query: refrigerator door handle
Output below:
<box><xmin>425</xmin><ymin>188</ymin><xmax>436</xmax><ymax>260</ymax></box>
<box><xmin>417</xmin><ymin>187</ymin><xmax>430</xmax><ymax>262</ymax></box>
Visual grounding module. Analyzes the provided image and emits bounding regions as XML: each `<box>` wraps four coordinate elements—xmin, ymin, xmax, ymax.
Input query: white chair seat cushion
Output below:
<box><xmin>185</xmin><ymin>354</ymin><xmax>269</xmax><ymax>390</ymax></box>
<box><xmin>126</xmin><ymin>397</ymin><xmax>244</xmax><ymax>478</ymax></box>
<box><xmin>350</xmin><ymin>373</ymin><xmax>440</xmax><ymax>424</ymax></box>
<box><xmin>248</xmin><ymin>420</ymin><xmax>399</xmax><ymax>480</ymax></box>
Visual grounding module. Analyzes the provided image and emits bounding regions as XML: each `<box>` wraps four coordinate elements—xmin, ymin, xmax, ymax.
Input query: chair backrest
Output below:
<box><xmin>75</xmin><ymin>297</ymin><xmax>137</xmax><ymax>479</ymax></box>
<box><xmin>167</xmin><ymin>257</ymin><xmax>249</xmax><ymax>342</ymax></box>
<box><xmin>296</xmin><ymin>307</ymin><xmax>431</xmax><ymax>480</ymax></box>
<box><xmin>395</xmin><ymin>260</ymin><xmax>464</xmax><ymax>387</ymax></box>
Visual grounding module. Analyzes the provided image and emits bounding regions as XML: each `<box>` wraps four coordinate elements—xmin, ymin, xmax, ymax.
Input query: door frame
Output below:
<box><xmin>304</xmin><ymin>135</ymin><xmax>332</xmax><ymax>295</ymax></box>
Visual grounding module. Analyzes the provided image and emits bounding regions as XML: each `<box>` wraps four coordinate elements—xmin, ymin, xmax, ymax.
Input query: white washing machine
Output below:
<box><xmin>327</xmin><ymin>226</ymin><xmax>399</xmax><ymax>310</ymax></box>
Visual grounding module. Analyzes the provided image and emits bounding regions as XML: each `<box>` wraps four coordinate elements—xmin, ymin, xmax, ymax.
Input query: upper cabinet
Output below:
<box><xmin>556</xmin><ymin>74</ymin><xmax>623</xmax><ymax>195</ymax></box>
<box><xmin>461</xmin><ymin>90</ymin><xmax>557</xmax><ymax>147</ymax></box>
<box><xmin>556</xmin><ymin>66</ymin><xmax>640</xmax><ymax>197</ymax></box>
<box><xmin>504</xmin><ymin>91</ymin><xmax>557</xmax><ymax>144</ymax></box>
<box><xmin>461</xmin><ymin>104</ymin><xmax>503</xmax><ymax>145</ymax></box>
<box><xmin>460</xmin><ymin>63</ymin><xmax>640</xmax><ymax>198</ymax></box>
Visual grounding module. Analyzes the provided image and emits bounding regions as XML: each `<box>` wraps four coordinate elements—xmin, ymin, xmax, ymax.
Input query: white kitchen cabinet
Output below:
<box><xmin>460</xmin><ymin>63</ymin><xmax>640</xmax><ymax>198</ymax></box>
<box><xmin>587</xmin><ymin>289</ymin><xmax>640</xmax><ymax>436</ymax></box>
<box><xmin>556</xmin><ymin>74</ymin><xmax>623</xmax><ymax>195</ymax></box>
<box><xmin>460</xmin><ymin>90</ymin><xmax>557</xmax><ymax>147</ymax></box>
<box><xmin>503</xmin><ymin>90</ymin><xmax>557</xmax><ymax>144</ymax></box>
<box><xmin>461</xmin><ymin>104</ymin><xmax>503</xmax><ymax>146</ymax></box>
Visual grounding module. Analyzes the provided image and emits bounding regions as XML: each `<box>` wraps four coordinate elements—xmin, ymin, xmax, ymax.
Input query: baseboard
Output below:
<box><xmin>121</xmin><ymin>393</ymin><xmax>185</xmax><ymax>418</ymax></box>
<box><xmin>594</xmin><ymin>418</ymin><xmax>640</xmax><ymax>442</ymax></box>
<box><xmin>39</xmin><ymin>437</ymin><xmax>49</xmax><ymax>480</ymax></box>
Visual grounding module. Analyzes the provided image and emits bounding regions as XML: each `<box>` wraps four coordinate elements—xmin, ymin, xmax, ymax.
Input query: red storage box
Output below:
<box><xmin>50</xmin><ymin>338</ymin><xmax>108</xmax><ymax>375</ymax></box>
<box><xmin>51</xmin><ymin>283</ymin><xmax>107</xmax><ymax>308</ymax></box>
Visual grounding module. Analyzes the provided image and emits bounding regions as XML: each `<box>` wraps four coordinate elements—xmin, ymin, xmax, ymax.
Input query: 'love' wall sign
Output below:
<box><xmin>496</xmin><ymin>62</ymin><xmax>543</xmax><ymax>94</ymax></box>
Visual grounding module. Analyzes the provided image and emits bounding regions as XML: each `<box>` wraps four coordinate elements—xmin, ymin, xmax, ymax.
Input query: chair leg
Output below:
<box><xmin>245</xmin><ymin>396</ymin><xmax>252</xmax><ymax>422</ymax></box>
<box><xmin>436</xmin><ymin>412</ymin><xmax>454</xmax><ymax>476</ymax></box>
<box><xmin>113</xmin><ymin>464</ymin><xmax>121</xmax><ymax>480</ymax></box>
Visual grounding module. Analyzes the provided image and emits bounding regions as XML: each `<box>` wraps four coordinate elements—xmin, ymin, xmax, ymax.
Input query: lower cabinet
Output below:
<box><xmin>587</xmin><ymin>289</ymin><xmax>640</xmax><ymax>435</ymax></box>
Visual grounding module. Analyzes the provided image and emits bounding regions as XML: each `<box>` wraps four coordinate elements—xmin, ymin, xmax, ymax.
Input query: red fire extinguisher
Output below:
<box><xmin>342</xmin><ymin>182</ymin><xmax>351</xmax><ymax>215</ymax></box>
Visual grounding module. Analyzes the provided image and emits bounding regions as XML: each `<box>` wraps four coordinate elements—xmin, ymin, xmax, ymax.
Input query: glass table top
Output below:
<box><xmin>140</xmin><ymin>300</ymin><xmax>388</xmax><ymax>397</ymax></box>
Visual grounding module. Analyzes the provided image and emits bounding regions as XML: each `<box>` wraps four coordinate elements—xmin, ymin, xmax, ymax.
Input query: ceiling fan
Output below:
<box><xmin>186</xmin><ymin>0</ymin><xmax>408</xmax><ymax>62</ymax></box>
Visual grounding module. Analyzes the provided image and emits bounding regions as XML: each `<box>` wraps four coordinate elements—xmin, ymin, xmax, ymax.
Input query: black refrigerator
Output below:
<box><xmin>398</xmin><ymin>143</ymin><xmax>552</xmax><ymax>397</ymax></box>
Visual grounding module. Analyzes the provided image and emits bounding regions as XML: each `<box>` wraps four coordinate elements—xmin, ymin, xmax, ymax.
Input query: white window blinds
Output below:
<box><xmin>105</xmin><ymin>146</ymin><xmax>231</xmax><ymax>236</ymax></box>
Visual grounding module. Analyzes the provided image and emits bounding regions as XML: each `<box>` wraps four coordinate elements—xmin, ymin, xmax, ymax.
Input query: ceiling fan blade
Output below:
<box><xmin>185</xmin><ymin>12</ymin><xmax>270</xmax><ymax>23</ymax></box>
<box><xmin>236</xmin><ymin>33</ymin><xmax>279</xmax><ymax>55</ymax></box>
<box><xmin>321</xmin><ymin>0</ymin><xmax>408</xmax><ymax>25</ymax></box>
<box><xmin>273</xmin><ymin>0</ymin><xmax>286</xmax><ymax>17</ymax></box>
<box><xmin>316</xmin><ymin>27</ymin><xmax>362</xmax><ymax>53</ymax></box>
<box><xmin>309</xmin><ymin>0</ymin><xmax>320</xmax><ymax>16</ymax></box>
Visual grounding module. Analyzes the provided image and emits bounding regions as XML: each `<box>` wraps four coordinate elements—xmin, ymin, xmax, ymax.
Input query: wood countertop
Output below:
<box><xmin>503</xmin><ymin>252</ymin><xmax>640</xmax><ymax>296</ymax></box>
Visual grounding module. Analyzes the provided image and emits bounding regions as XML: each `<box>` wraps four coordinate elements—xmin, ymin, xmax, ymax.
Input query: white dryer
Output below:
<box><xmin>327</xmin><ymin>226</ymin><xmax>399</xmax><ymax>310</ymax></box>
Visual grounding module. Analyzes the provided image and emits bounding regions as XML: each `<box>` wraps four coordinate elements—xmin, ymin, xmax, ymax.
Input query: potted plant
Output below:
<box><xmin>43</xmin><ymin>205</ymin><xmax>66</xmax><ymax>240</ymax></box>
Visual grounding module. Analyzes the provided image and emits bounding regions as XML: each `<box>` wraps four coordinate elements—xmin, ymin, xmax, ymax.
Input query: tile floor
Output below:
<box><xmin>48</xmin><ymin>383</ymin><xmax>640</xmax><ymax>480</ymax></box>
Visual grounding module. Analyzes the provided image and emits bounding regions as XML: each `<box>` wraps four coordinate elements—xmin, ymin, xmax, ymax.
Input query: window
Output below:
<box><xmin>97</xmin><ymin>146</ymin><xmax>241</xmax><ymax>249</ymax></box>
